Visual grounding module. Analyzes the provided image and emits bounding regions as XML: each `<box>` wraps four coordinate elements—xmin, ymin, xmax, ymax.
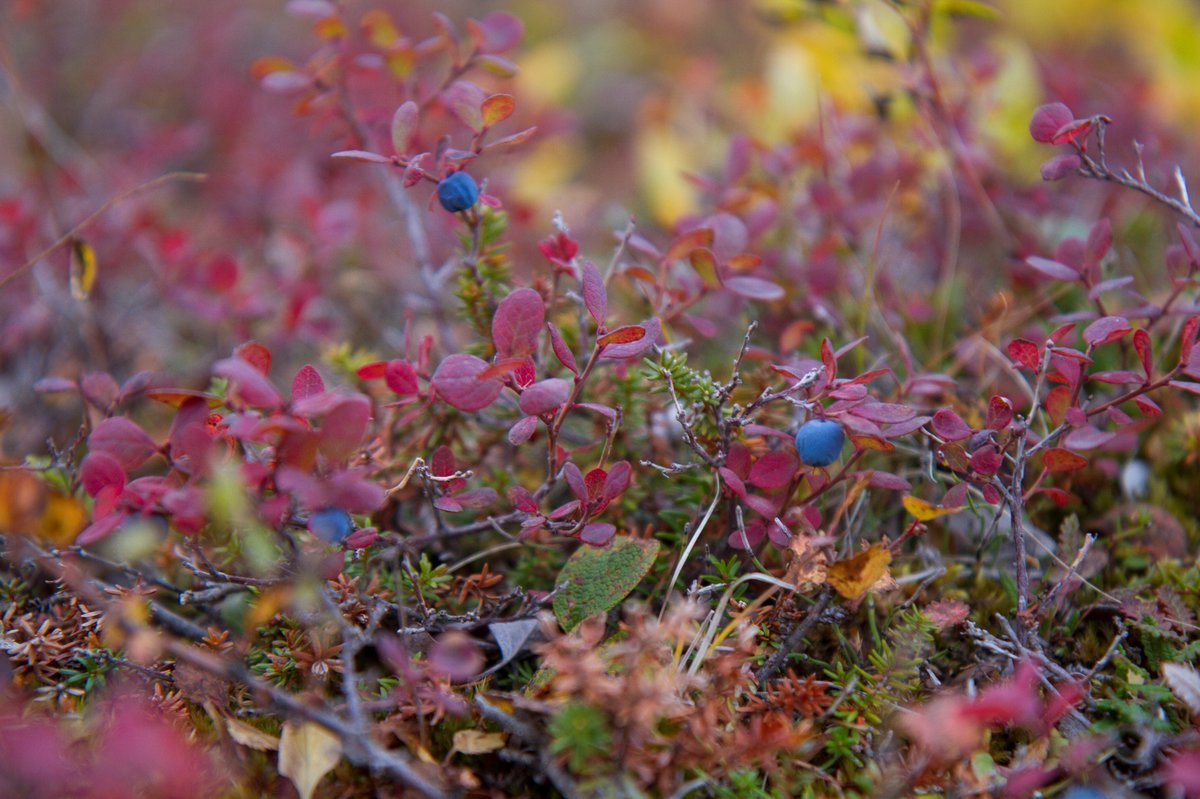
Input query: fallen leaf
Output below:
<box><xmin>452</xmin><ymin>730</ymin><xmax>508</xmax><ymax>755</ymax></box>
<box><xmin>785</xmin><ymin>533</ymin><xmax>828</xmax><ymax>587</ymax></box>
<box><xmin>826</xmin><ymin>544</ymin><xmax>893</xmax><ymax>600</ymax></box>
<box><xmin>279</xmin><ymin>721</ymin><xmax>343</xmax><ymax>799</ymax></box>
<box><xmin>1163</xmin><ymin>662</ymin><xmax>1200</xmax><ymax>714</ymax></box>
<box><xmin>225</xmin><ymin>717</ymin><xmax>280</xmax><ymax>751</ymax></box>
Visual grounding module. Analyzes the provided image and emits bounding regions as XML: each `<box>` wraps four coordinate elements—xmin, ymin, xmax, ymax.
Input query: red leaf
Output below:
<box><xmin>598</xmin><ymin>325</ymin><xmax>645</xmax><ymax>347</ymax></box>
<box><xmin>518</xmin><ymin>378</ymin><xmax>571</xmax><ymax>416</ymax></box>
<box><xmin>508</xmin><ymin>485</ymin><xmax>538</xmax><ymax>513</ymax></box>
<box><xmin>492</xmin><ymin>288</ymin><xmax>544</xmax><ymax>358</ymax></box>
<box><xmin>562</xmin><ymin>462</ymin><xmax>587</xmax><ymax>503</ymax></box>
<box><xmin>1051</xmin><ymin>117</ymin><xmax>1094</xmax><ymax>145</ymax></box>
<box><xmin>868</xmin><ymin>470</ymin><xmax>911</xmax><ymax>491</ymax></box>
<box><xmin>1132</xmin><ymin>329</ymin><xmax>1152</xmax><ymax>381</ymax></box>
<box><xmin>1088</xmin><ymin>370</ymin><xmax>1142</xmax><ymax>384</ymax></box>
<box><xmin>1045</xmin><ymin>386</ymin><xmax>1073</xmax><ymax>426</ymax></box>
<box><xmin>319</xmin><ymin>395</ymin><xmax>371</xmax><ymax>462</ymax></box>
<box><xmin>883</xmin><ymin>415</ymin><xmax>932</xmax><ymax>438</ymax></box>
<box><xmin>970</xmin><ymin>446</ymin><xmax>1002</xmax><ymax>476</ymax></box>
<box><xmin>34</xmin><ymin>376</ymin><xmax>77</xmax><ymax>394</ymax></box>
<box><xmin>602</xmin><ymin>461</ymin><xmax>632</xmax><ymax>502</ymax></box>
<box><xmin>481</xmin><ymin>93</ymin><xmax>515</xmax><ymax>127</ymax></box>
<box><xmin>89</xmin><ymin>417</ymin><xmax>157</xmax><ymax>471</ymax></box>
<box><xmin>820</xmin><ymin>338</ymin><xmax>837</xmax><ymax>383</ymax></box>
<box><xmin>547</xmin><ymin>323</ymin><xmax>579</xmax><ymax>375</ymax></box>
<box><xmin>385</xmin><ymin>360</ymin><xmax>419</xmax><ymax>396</ymax></box>
<box><xmin>576</xmin><ymin>402</ymin><xmax>617</xmax><ymax>420</ymax></box>
<box><xmin>1043</xmin><ymin>447</ymin><xmax>1088</xmax><ymax>472</ymax></box>
<box><xmin>599</xmin><ymin>318</ymin><xmax>660</xmax><ymax>359</ymax></box>
<box><xmin>467</xmin><ymin>11</ymin><xmax>523</xmax><ymax>53</ymax></box>
<box><xmin>932</xmin><ymin>409</ymin><xmax>972</xmax><ymax>441</ymax></box>
<box><xmin>986</xmin><ymin>396</ymin><xmax>1014</xmax><ymax>430</ymax></box>
<box><xmin>80</xmin><ymin>372</ymin><xmax>119</xmax><ymax>409</ymax></box>
<box><xmin>581</xmin><ymin>261</ymin><xmax>606</xmax><ymax>327</ymax></box>
<box><xmin>1040</xmin><ymin>153</ymin><xmax>1081</xmax><ymax>181</ymax></box>
<box><xmin>1029</xmin><ymin>102</ymin><xmax>1074</xmax><ymax>143</ymax></box>
<box><xmin>235</xmin><ymin>342</ymin><xmax>272</xmax><ymax>375</ymax></box>
<box><xmin>356</xmin><ymin>361</ymin><xmax>388</xmax><ymax>380</ymax></box>
<box><xmin>1169</xmin><ymin>379</ymin><xmax>1200</xmax><ymax>396</ymax></box>
<box><xmin>444</xmin><ymin>80</ymin><xmax>485</xmax><ymax>130</ymax></box>
<box><xmin>579</xmin><ymin>522</ymin><xmax>616</xmax><ymax>546</ymax></box>
<box><xmin>663</xmin><ymin>227</ymin><xmax>713</xmax><ymax>264</ymax></box>
<box><xmin>390</xmin><ymin>101</ymin><xmax>418</xmax><ymax>153</ymax></box>
<box><xmin>81</xmin><ymin>451</ymin><xmax>126</xmax><ymax>497</ymax></box>
<box><xmin>1180</xmin><ymin>316</ymin><xmax>1200</xmax><ymax>370</ymax></box>
<box><xmin>486</xmin><ymin>126</ymin><xmax>537</xmax><ymax>149</ymax></box>
<box><xmin>1025</xmin><ymin>255</ymin><xmax>1080</xmax><ymax>281</ymax></box>
<box><xmin>748</xmin><ymin>451</ymin><xmax>798</xmax><ymax>489</ymax></box>
<box><xmin>1134</xmin><ymin>396</ymin><xmax>1162</xmax><ymax>417</ymax></box>
<box><xmin>291</xmin><ymin>365</ymin><xmax>325</xmax><ymax>402</ymax></box>
<box><xmin>1088</xmin><ymin>276</ymin><xmax>1134</xmax><ymax>299</ymax></box>
<box><xmin>1063</xmin><ymin>426</ymin><xmax>1115</xmax><ymax>450</ymax></box>
<box><xmin>431</xmin><ymin>354</ymin><xmax>503</xmax><ymax>412</ymax></box>
<box><xmin>849</xmin><ymin>401</ymin><xmax>916</xmax><ymax>424</ymax></box>
<box><xmin>1082</xmin><ymin>315</ymin><xmax>1131</xmax><ymax>347</ymax></box>
<box><xmin>331</xmin><ymin>149</ymin><xmax>392</xmax><ymax>164</ymax></box>
<box><xmin>508</xmin><ymin>415</ymin><xmax>538</xmax><ymax>445</ymax></box>
<box><xmin>1007</xmin><ymin>339</ymin><xmax>1041</xmax><ymax>371</ymax></box>
<box><xmin>214</xmin><ymin>357</ymin><xmax>282</xmax><ymax>408</ymax></box>
<box><xmin>722</xmin><ymin>275</ymin><xmax>784</xmax><ymax>301</ymax></box>
<box><xmin>77</xmin><ymin>511</ymin><xmax>128</xmax><ymax>546</ymax></box>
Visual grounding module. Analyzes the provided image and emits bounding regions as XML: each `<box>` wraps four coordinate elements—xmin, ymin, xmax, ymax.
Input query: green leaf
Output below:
<box><xmin>553</xmin><ymin>535</ymin><xmax>659</xmax><ymax>632</ymax></box>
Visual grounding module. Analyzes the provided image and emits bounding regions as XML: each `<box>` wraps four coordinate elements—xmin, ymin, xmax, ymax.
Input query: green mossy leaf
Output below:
<box><xmin>553</xmin><ymin>535</ymin><xmax>659</xmax><ymax>632</ymax></box>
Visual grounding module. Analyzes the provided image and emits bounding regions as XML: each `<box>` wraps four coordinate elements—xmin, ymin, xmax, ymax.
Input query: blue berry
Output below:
<box><xmin>309</xmin><ymin>507</ymin><xmax>353</xmax><ymax>543</ymax></box>
<box><xmin>794</xmin><ymin>419</ymin><xmax>845</xmax><ymax>467</ymax></box>
<box><xmin>436</xmin><ymin>171</ymin><xmax>479</xmax><ymax>213</ymax></box>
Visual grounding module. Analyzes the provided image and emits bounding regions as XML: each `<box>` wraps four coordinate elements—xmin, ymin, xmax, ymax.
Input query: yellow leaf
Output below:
<box><xmin>902</xmin><ymin>495</ymin><xmax>962</xmax><ymax>522</ymax></box>
<box><xmin>69</xmin><ymin>239</ymin><xmax>97</xmax><ymax>301</ymax></box>
<box><xmin>225</xmin><ymin>717</ymin><xmax>280</xmax><ymax>751</ymax></box>
<box><xmin>279</xmin><ymin>721</ymin><xmax>343</xmax><ymax>799</ymax></box>
<box><xmin>826</xmin><ymin>544</ymin><xmax>893</xmax><ymax>600</ymax></box>
<box><xmin>452</xmin><ymin>730</ymin><xmax>507</xmax><ymax>755</ymax></box>
<box><xmin>38</xmin><ymin>492</ymin><xmax>86</xmax><ymax>545</ymax></box>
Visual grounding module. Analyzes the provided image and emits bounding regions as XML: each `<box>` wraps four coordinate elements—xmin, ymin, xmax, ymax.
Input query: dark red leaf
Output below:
<box><xmin>748</xmin><ymin>451</ymin><xmax>798</xmax><ymax>489</ymax></box>
<box><xmin>1134</xmin><ymin>396</ymin><xmax>1162</xmax><ymax>417</ymax></box>
<box><xmin>77</xmin><ymin>511</ymin><xmax>127</xmax><ymax>546</ymax></box>
<box><xmin>984</xmin><ymin>396</ymin><xmax>1013</xmax><ymax>431</ymax></box>
<box><xmin>1040</xmin><ymin>153</ymin><xmax>1081</xmax><ymax>181</ymax></box>
<box><xmin>356</xmin><ymin>361</ymin><xmax>388</xmax><ymax>380</ymax></box>
<box><xmin>291</xmin><ymin>365</ymin><xmax>325</xmax><ymax>401</ymax></box>
<box><xmin>89</xmin><ymin>417</ymin><xmax>157</xmax><ymax>471</ymax></box>
<box><xmin>849</xmin><ymin>401</ymin><xmax>916</xmax><ymax>424</ymax></box>
<box><xmin>883</xmin><ymin>415</ymin><xmax>932</xmax><ymax>438</ymax></box>
<box><xmin>598</xmin><ymin>318</ymin><xmax>660</xmax><ymax>359</ymax></box>
<box><xmin>601</xmin><ymin>460</ymin><xmax>632</xmax><ymax>502</ymax></box>
<box><xmin>214</xmin><ymin>357</ymin><xmax>282</xmax><ymax>408</ymax></box>
<box><xmin>319</xmin><ymin>395</ymin><xmax>371</xmax><ymax>461</ymax></box>
<box><xmin>518</xmin><ymin>378</ymin><xmax>570</xmax><ymax>416</ymax></box>
<box><xmin>1169</xmin><ymin>379</ymin><xmax>1200</xmax><ymax>396</ymax></box>
<box><xmin>1082</xmin><ymin>315</ymin><xmax>1131</xmax><ymax>347</ymax></box>
<box><xmin>547</xmin><ymin>323</ymin><xmax>579</xmax><ymax>375</ymax></box>
<box><xmin>1063</xmin><ymin>426</ymin><xmax>1115</xmax><ymax>450</ymax></box>
<box><xmin>1051</xmin><ymin>117</ymin><xmax>1094</xmax><ymax>145</ymax></box>
<box><xmin>1045</xmin><ymin>386</ymin><xmax>1073</xmax><ymax>426</ymax></box>
<box><xmin>81</xmin><ymin>451</ymin><xmax>126</xmax><ymax>497</ymax></box>
<box><xmin>581</xmin><ymin>260</ymin><xmax>606</xmax><ymax>327</ymax></box>
<box><xmin>867</xmin><ymin>471</ymin><xmax>910</xmax><ymax>491</ymax></box>
<box><xmin>931</xmin><ymin>409</ymin><xmax>972</xmax><ymax>441</ymax></box>
<box><xmin>80</xmin><ymin>372</ymin><xmax>119</xmax><ymax>409</ymax></box>
<box><xmin>431</xmin><ymin>354</ymin><xmax>503</xmax><ymax>412</ymax></box>
<box><xmin>1088</xmin><ymin>370</ymin><xmax>1141</xmax><ymax>384</ymax></box>
<box><xmin>970</xmin><ymin>446</ymin><xmax>1002</xmax><ymax>476</ymax></box>
<box><xmin>492</xmin><ymin>288</ymin><xmax>544</xmax><ymax>358</ymax></box>
<box><xmin>579</xmin><ymin>522</ymin><xmax>616</xmax><ymax>546</ymax></box>
<box><xmin>1180</xmin><ymin>316</ymin><xmax>1200</xmax><ymax>371</ymax></box>
<box><xmin>1132</xmin><ymin>329</ymin><xmax>1152</xmax><ymax>381</ymax></box>
<box><xmin>508</xmin><ymin>415</ymin><xmax>538</xmax><ymax>445</ymax></box>
<box><xmin>722</xmin><ymin>275</ymin><xmax>785</xmax><ymax>301</ymax></box>
<box><xmin>1025</xmin><ymin>255</ymin><xmax>1080</xmax><ymax>281</ymax></box>
<box><xmin>1029</xmin><ymin>102</ymin><xmax>1074</xmax><ymax>143</ymax></box>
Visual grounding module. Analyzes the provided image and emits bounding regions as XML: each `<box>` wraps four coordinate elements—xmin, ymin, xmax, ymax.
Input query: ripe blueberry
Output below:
<box><xmin>309</xmin><ymin>507</ymin><xmax>353</xmax><ymax>543</ymax></box>
<box><xmin>794</xmin><ymin>419</ymin><xmax>845</xmax><ymax>467</ymax></box>
<box><xmin>437</xmin><ymin>171</ymin><xmax>479</xmax><ymax>213</ymax></box>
